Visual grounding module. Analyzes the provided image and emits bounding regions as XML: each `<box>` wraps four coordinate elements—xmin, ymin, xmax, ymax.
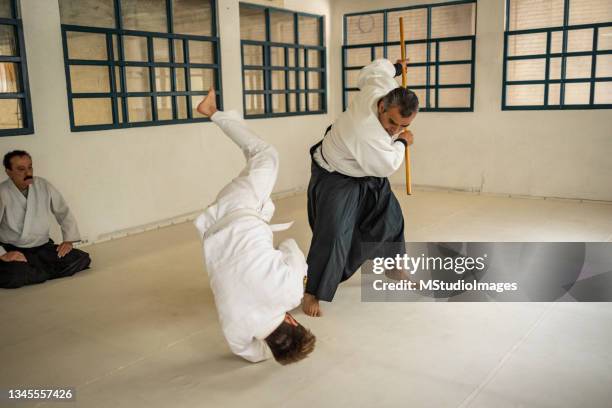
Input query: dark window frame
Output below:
<box><xmin>61</xmin><ymin>0</ymin><xmax>223</xmax><ymax>132</ymax></box>
<box><xmin>502</xmin><ymin>0</ymin><xmax>612</xmax><ymax>110</ymax></box>
<box><xmin>239</xmin><ymin>2</ymin><xmax>327</xmax><ymax>119</ymax></box>
<box><xmin>342</xmin><ymin>0</ymin><xmax>477</xmax><ymax>113</ymax></box>
<box><xmin>0</xmin><ymin>0</ymin><xmax>34</xmax><ymax>137</ymax></box>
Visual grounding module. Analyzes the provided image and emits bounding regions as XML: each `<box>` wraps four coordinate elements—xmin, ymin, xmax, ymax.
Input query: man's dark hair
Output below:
<box><xmin>265</xmin><ymin>320</ymin><xmax>316</xmax><ymax>365</ymax></box>
<box><xmin>381</xmin><ymin>87</ymin><xmax>419</xmax><ymax>117</ymax></box>
<box><xmin>3</xmin><ymin>150</ymin><xmax>31</xmax><ymax>170</ymax></box>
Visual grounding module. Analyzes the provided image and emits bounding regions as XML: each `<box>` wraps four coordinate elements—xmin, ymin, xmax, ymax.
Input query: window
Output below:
<box><xmin>59</xmin><ymin>0</ymin><xmax>221</xmax><ymax>131</ymax></box>
<box><xmin>342</xmin><ymin>0</ymin><xmax>476</xmax><ymax>112</ymax></box>
<box><xmin>503</xmin><ymin>0</ymin><xmax>612</xmax><ymax>109</ymax></box>
<box><xmin>0</xmin><ymin>0</ymin><xmax>33</xmax><ymax>136</ymax></box>
<box><xmin>239</xmin><ymin>3</ymin><xmax>326</xmax><ymax>118</ymax></box>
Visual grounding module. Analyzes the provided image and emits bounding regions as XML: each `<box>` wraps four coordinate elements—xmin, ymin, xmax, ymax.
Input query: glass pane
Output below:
<box><xmin>439</xmin><ymin>64</ymin><xmax>471</xmax><ymax>85</ymax></box>
<box><xmin>124</xmin><ymin>36</ymin><xmax>148</xmax><ymax>61</ymax></box>
<box><xmin>595</xmin><ymin>55</ymin><xmax>612</xmax><ymax>77</ymax></box>
<box><xmin>299</xmin><ymin>15</ymin><xmax>320</xmax><ymax>46</ymax></box>
<box><xmin>67</xmin><ymin>32</ymin><xmax>107</xmax><ymax>60</ymax></box>
<box><xmin>507</xmin><ymin>34</ymin><xmax>546</xmax><ymax>57</ymax></box>
<box><xmin>506</xmin><ymin>84</ymin><xmax>544</xmax><ymax>106</ymax></box>
<box><xmin>346</xmin><ymin>13</ymin><xmax>383</xmax><ymax>45</ymax></box>
<box><xmin>299</xmin><ymin>92</ymin><xmax>305</xmax><ymax>110</ymax></box>
<box><xmin>271</xmin><ymin>70</ymin><xmax>285</xmax><ymax>90</ymax></box>
<box><xmin>271</xmin><ymin>47</ymin><xmax>285</xmax><ymax>66</ymax></box>
<box><xmin>245</xmin><ymin>94</ymin><xmax>264</xmax><ymax>115</ymax></box>
<box><xmin>569</xmin><ymin>0</ymin><xmax>612</xmax><ymax>25</ymax></box>
<box><xmin>175</xmin><ymin>68</ymin><xmax>186</xmax><ymax>91</ymax></box>
<box><xmin>288</xmin><ymin>92</ymin><xmax>297</xmax><ymax>112</ymax></box>
<box><xmin>115</xmin><ymin>66</ymin><xmax>122</xmax><ymax>92</ymax></box>
<box><xmin>174</xmin><ymin>39</ymin><xmax>184</xmax><ymax>63</ymax></box>
<box><xmin>153</xmin><ymin>38</ymin><xmax>170</xmax><ymax>62</ymax></box>
<box><xmin>299</xmin><ymin>71</ymin><xmax>305</xmax><ymax>90</ymax></box>
<box><xmin>287</xmin><ymin>48</ymin><xmax>296</xmax><ymax>66</ymax></box>
<box><xmin>548</xmin><ymin>83</ymin><xmax>560</xmax><ymax>105</ymax></box>
<box><xmin>288</xmin><ymin>70</ymin><xmax>297</xmax><ymax>89</ymax></box>
<box><xmin>155</xmin><ymin>67</ymin><xmax>171</xmax><ymax>92</ymax></box>
<box><xmin>567</xmin><ymin>29</ymin><xmax>594</xmax><ymax>52</ymax></box>
<box><xmin>240</xmin><ymin>5</ymin><xmax>265</xmax><ymax>41</ymax></box>
<box><xmin>508</xmin><ymin>0</ymin><xmax>565</xmax><ymax>30</ymax></box>
<box><xmin>564</xmin><ymin>82</ymin><xmax>590</xmax><ymax>104</ymax></box>
<box><xmin>127</xmin><ymin>97</ymin><xmax>152</xmax><ymax>122</ymax></box>
<box><xmin>0</xmin><ymin>0</ymin><xmax>12</xmax><ymax>18</ymax></box>
<box><xmin>189</xmin><ymin>41</ymin><xmax>213</xmax><ymax>64</ymax></box>
<box><xmin>244</xmin><ymin>70</ymin><xmax>264</xmax><ymax>91</ymax></box>
<box><xmin>70</xmin><ymin>65</ymin><xmax>110</xmax><ymax>93</ymax></box>
<box><xmin>387</xmin><ymin>8</ymin><xmax>428</xmax><ymax>42</ymax></box>
<box><xmin>173</xmin><ymin>0</ymin><xmax>213</xmax><ymax>36</ymax></box>
<box><xmin>113</xmin><ymin>35</ymin><xmax>120</xmax><ymax>60</ymax></box>
<box><xmin>59</xmin><ymin>0</ymin><xmax>115</xmax><ymax>28</ymax></box>
<box><xmin>431</xmin><ymin>3</ymin><xmax>475</xmax><ymax>38</ymax></box>
<box><xmin>507</xmin><ymin>59</ymin><xmax>546</xmax><ymax>81</ymax></box>
<box><xmin>0</xmin><ymin>99</ymin><xmax>23</xmax><ymax>129</ymax></box>
<box><xmin>565</xmin><ymin>56</ymin><xmax>592</xmax><ymax>79</ymax></box>
<box><xmin>243</xmin><ymin>45</ymin><xmax>262</xmax><ymax>66</ymax></box>
<box><xmin>438</xmin><ymin>40</ymin><xmax>471</xmax><ymax>61</ymax></box>
<box><xmin>0</xmin><ymin>62</ymin><xmax>20</xmax><ymax>92</ymax></box>
<box><xmin>73</xmin><ymin>98</ymin><xmax>113</xmax><ymax>126</ymax></box>
<box><xmin>594</xmin><ymin>81</ymin><xmax>612</xmax><ymax>104</ymax></box>
<box><xmin>388</xmin><ymin>43</ymin><xmax>428</xmax><ymax>64</ymax></box>
<box><xmin>298</xmin><ymin>49</ymin><xmax>305</xmax><ymax>67</ymax></box>
<box><xmin>346</xmin><ymin>48</ymin><xmax>371</xmax><ymax>67</ymax></box>
<box><xmin>345</xmin><ymin>69</ymin><xmax>359</xmax><ymax>88</ymax></box>
<box><xmin>126</xmin><ymin>66</ymin><xmax>150</xmax><ymax>92</ymax></box>
<box><xmin>549</xmin><ymin>57</ymin><xmax>562</xmax><ymax>79</ymax></box>
<box><xmin>156</xmin><ymin>96</ymin><xmax>172</xmax><ymax>120</ymax></box>
<box><xmin>308</xmin><ymin>93</ymin><xmax>321</xmax><ymax>111</ymax></box>
<box><xmin>117</xmin><ymin>98</ymin><xmax>124</xmax><ymax>123</ymax></box>
<box><xmin>308</xmin><ymin>71</ymin><xmax>320</xmax><ymax>89</ymax></box>
<box><xmin>122</xmin><ymin>0</ymin><xmax>167</xmax><ymax>32</ymax></box>
<box><xmin>192</xmin><ymin>96</ymin><xmax>205</xmax><ymax>118</ymax></box>
<box><xmin>189</xmin><ymin>68</ymin><xmax>214</xmax><ymax>91</ymax></box>
<box><xmin>0</xmin><ymin>25</ymin><xmax>17</xmax><ymax>56</ymax></box>
<box><xmin>551</xmin><ymin>31</ymin><xmax>563</xmax><ymax>53</ymax></box>
<box><xmin>270</xmin><ymin>10</ymin><xmax>294</xmax><ymax>44</ymax></box>
<box><xmin>177</xmin><ymin>96</ymin><xmax>187</xmax><ymax>119</ymax></box>
<box><xmin>271</xmin><ymin>93</ymin><xmax>286</xmax><ymax>113</ymax></box>
<box><xmin>308</xmin><ymin>50</ymin><xmax>320</xmax><ymax>67</ymax></box>
<box><xmin>598</xmin><ymin>27</ymin><xmax>612</xmax><ymax>50</ymax></box>
<box><xmin>404</xmin><ymin>66</ymin><xmax>426</xmax><ymax>86</ymax></box>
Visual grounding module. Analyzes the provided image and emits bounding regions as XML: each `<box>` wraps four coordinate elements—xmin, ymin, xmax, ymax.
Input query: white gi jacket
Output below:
<box><xmin>0</xmin><ymin>177</ymin><xmax>81</xmax><ymax>256</ymax></box>
<box><xmin>194</xmin><ymin>110</ymin><xmax>308</xmax><ymax>363</ymax></box>
<box><xmin>320</xmin><ymin>59</ymin><xmax>405</xmax><ymax>177</ymax></box>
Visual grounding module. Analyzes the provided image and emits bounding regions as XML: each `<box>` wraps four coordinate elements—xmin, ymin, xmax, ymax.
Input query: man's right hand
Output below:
<box><xmin>0</xmin><ymin>251</ymin><xmax>27</xmax><ymax>262</ymax></box>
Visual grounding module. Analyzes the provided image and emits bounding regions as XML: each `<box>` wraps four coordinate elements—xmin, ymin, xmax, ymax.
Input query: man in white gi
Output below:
<box><xmin>303</xmin><ymin>58</ymin><xmax>419</xmax><ymax>316</ymax></box>
<box><xmin>193</xmin><ymin>90</ymin><xmax>315</xmax><ymax>364</ymax></box>
<box><xmin>0</xmin><ymin>150</ymin><xmax>91</xmax><ymax>289</ymax></box>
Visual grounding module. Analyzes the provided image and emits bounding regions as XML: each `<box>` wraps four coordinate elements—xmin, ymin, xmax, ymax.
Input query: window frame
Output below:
<box><xmin>60</xmin><ymin>0</ymin><xmax>223</xmax><ymax>132</ymax></box>
<box><xmin>239</xmin><ymin>2</ymin><xmax>327</xmax><ymax>119</ymax></box>
<box><xmin>0</xmin><ymin>0</ymin><xmax>34</xmax><ymax>137</ymax></box>
<box><xmin>502</xmin><ymin>0</ymin><xmax>612</xmax><ymax>110</ymax></box>
<box><xmin>342</xmin><ymin>0</ymin><xmax>477</xmax><ymax>113</ymax></box>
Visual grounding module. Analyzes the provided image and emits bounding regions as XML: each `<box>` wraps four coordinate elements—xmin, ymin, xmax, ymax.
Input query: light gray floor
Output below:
<box><xmin>1</xmin><ymin>190</ymin><xmax>611</xmax><ymax>408</ymax></box>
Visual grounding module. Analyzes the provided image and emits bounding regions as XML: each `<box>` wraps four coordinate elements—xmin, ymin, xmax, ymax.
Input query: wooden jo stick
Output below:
<box><xmin>399</xmin><ymin>17</ymin><xmax>412</xmax><ymax>195</ymax></box>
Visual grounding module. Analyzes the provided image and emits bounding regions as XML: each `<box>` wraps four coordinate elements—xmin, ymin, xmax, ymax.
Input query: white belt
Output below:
<box><xmin>202</xmin><ymin>208</ymin><xmax>294</xmax><ymax>240</ymax></box>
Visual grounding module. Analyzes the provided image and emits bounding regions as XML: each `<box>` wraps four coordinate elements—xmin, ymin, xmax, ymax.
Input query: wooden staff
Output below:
<box><xmin>399</xmin><ymin>17</ymin><xmax>412</xmax><ymax>195</ymax></box>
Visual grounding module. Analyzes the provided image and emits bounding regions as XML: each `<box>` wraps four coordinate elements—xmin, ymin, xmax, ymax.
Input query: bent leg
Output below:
<box><xmin>29</xmin><ymin>242</ymin><xmax>91</xmax><ymax>280</ymax></box>
<box><xmin>0</xmin><ymin>260</ymin><xmax>48</xmax><ymax>288</ymax></box>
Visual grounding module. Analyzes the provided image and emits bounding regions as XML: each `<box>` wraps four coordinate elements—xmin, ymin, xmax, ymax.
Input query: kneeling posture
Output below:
<box><xmin>194</xmin><ymin>90</ymin><xmax>315</xmax><ymax>364</ymax></box>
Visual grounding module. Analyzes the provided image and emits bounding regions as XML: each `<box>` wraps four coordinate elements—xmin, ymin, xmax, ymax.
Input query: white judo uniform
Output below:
<box><xmin>194</xmin><ymin>110</ymin><xmax>307</xmax><ymax>363</ymax></box>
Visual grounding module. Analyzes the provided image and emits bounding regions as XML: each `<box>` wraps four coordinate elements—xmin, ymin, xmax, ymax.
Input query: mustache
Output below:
<box><xmin>24</xmin><ymin>176</ymin><xmax>33</xmax><ymax>180</ymax></box>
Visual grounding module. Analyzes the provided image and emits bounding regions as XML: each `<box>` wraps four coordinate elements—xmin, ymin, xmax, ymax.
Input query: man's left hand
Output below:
<box><xmin>398</xmin><ymin>129</ymin><xmax>414</xmax><ymax>146</ymax></box>
<box><xmin>56</xmin><ymin>241</ymin><xmax>73</xmax><ymax>258</ymax></box>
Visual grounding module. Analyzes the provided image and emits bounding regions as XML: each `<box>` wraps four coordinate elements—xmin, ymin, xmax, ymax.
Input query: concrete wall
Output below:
<box><xmin>329</xmin><ymin>0</ymin><xmax>612</xmax><ymax>201</ymax></box>
<box><xmin>0</xmin><ymin>0</ymin><xmax>332</xmax><ymax>243</ymax></box>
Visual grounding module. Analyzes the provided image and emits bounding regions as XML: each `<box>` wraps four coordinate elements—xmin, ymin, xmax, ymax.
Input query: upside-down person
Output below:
<box><xmin>193</xmin><ymin>89</ymin><xmax>315</xmax><ymax>364</ymax></box>
<box><xmin>303</xmin><ymin>59</ymin><xmax>419</xmax><ymax>317</ymax></box>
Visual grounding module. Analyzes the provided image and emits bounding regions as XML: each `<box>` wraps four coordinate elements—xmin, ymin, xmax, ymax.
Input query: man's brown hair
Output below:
<box><xmin>265</xmin><ymin>320</ymin><xmax>316</xmax><ymax>365</ymax></box>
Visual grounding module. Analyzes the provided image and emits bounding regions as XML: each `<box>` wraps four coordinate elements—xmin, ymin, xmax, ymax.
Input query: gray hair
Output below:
<box><xmin>381</xmin><ymin>87</ymin><xmax>419</xmax><ymax>117</ymax></box>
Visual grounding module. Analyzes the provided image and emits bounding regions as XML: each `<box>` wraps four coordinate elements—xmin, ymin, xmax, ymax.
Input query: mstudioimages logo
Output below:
<box><xmin>361</xmin><ymin>242</ymin><xmax>612</xmax><ymax>302</ymax></box>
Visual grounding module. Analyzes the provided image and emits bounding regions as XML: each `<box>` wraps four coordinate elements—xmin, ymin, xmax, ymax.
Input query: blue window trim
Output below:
<box><xmin>502</xmin><ymin>0</ymin><xmax>612</xmax><ymax>110</ymax></box>
<box><xmin>341</xmin><ymin>0</ymin><xmax>477</xmax><ymax>112</ymax></box>
<box><xmin>239</xmin><ymin>2</ymin><xmax>327</xmax><ymax>118</ymax></box>
<box><xmin>60</xmin><ymin>0</ymin><xmax>223</xmax><ymax>132</ymax></box>
<box><xmin>0</xmin><ymin>0</ymin><xmax>34</xmax><ymax>137</ymax></box>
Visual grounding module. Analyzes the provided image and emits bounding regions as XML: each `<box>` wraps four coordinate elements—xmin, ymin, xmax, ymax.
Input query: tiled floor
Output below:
<box><xmin>1</xmin><ymin>190</ymin><xmax>611</xmax><ymax>408</ymax></box>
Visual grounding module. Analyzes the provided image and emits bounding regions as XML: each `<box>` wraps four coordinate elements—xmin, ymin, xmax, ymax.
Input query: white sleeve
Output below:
<box><xmin>47</xmin><ymin>180</ymin><xmax>81</xmax><ymax>242</ymax></box>
<box><xmin>229</xmin><ymin>338</ymin><xmax>271</xmax><ymax>363</ymax></box>
<box><xmin>357</xmin><ymin>59</ymin><xmax>397</xmax><ymax>91</ymax></box>
<box><xmin>278</xmin><ymin>238</ymin><xmax>308</xmax><ymax>306</ymax></box>
<box><xmin>353</xmin><ymin>135</ymin><xmax>406</xmax><ymax>177</ymax></box>
<box><xmin>0</xmin><ymin>195</ymin><xmax>6</xmax><ymax>256</ymax></box>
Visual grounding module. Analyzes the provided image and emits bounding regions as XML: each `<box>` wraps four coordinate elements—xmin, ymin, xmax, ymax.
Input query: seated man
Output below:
<box><xmin>0</xmin><ymin>150</ymin><xmax>91</xmax><ymax>289</ymax></box>
<box><xmin>194</xmin><ymin>89</ymin><xmax>315</xmax><ymax>364</ymax></box>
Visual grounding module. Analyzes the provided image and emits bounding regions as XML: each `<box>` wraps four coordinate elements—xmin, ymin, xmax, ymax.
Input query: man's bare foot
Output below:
<box><xmin>196</xmin><ymin>87</ymin><xmax>217</xmax><ymax>117</ymax></box>
<box><xmin>302</xmin><ymin>293</ymin><xmax>322</xmax><ymax>317</ymax></box>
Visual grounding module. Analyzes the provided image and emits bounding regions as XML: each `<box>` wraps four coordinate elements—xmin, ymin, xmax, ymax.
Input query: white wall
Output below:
<box><xmin>0</xmin><ymin>0</ymin><xmax>332</xmax><ymax>243</ymax></box>
<box><xmin>330</xmin><ymin>0</ymin><xmax>612</xmax><ymax>201</ymax></box>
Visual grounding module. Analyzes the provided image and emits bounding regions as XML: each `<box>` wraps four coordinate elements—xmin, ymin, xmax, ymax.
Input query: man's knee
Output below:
<box><xmin>0</xmin><ymin>262</ymin><xmax>47</xmax><ymax>289</ymax></box>
<box><xmin>59</xmin><ymin>249</ymin><xmax>91</xmax><ymax>277</ymax></box>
